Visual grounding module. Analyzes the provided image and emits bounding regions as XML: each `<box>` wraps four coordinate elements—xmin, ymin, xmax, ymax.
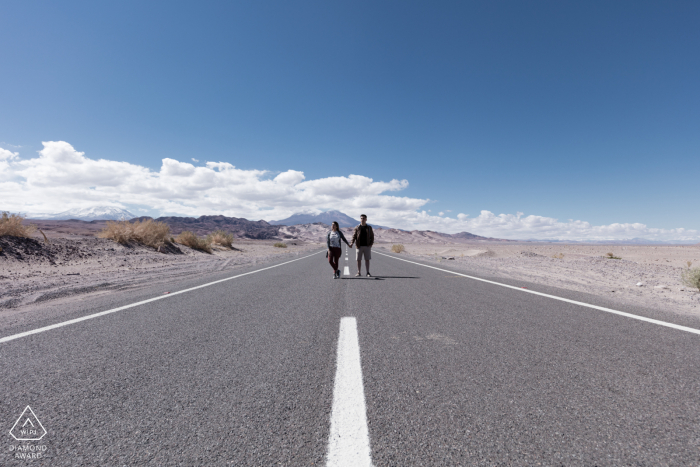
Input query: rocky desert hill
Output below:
<box><xmin>132</xmin><ymin>215</ymin><xmax>282</xmax><ymax>239</ymax></box>
<box><xmin>24</xmin><ymin>216</ymin><xmax>282</xmax><ymax>240</ymax></box>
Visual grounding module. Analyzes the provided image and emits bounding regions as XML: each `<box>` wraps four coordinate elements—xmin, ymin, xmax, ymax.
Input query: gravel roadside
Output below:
<box><xmin>0</xmin><ymin>235</ymin><xmax>319</xmax><ymax>313</ymax></box>
<box><xmin>376</xmin><ymin>243</ymin><xmax>700</xmax><ymax>316</ymax></box>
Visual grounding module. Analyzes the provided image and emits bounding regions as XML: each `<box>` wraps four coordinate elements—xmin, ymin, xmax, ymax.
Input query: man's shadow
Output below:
<box><xmin>342</xmin><ymin>276</ymin><xmax>419</xmax><ymax>280</ymax></box>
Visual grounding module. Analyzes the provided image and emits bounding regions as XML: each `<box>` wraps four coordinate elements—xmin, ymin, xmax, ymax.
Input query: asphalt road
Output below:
<box><xmin>2</xmin><ymin>249</ymin><xmax>700</xmax><ymax>466</ymax></box>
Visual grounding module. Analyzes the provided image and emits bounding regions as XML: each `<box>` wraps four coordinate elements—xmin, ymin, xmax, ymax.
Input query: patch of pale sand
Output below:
<box><xmin>377</xmin><ymin>242</ymin><xmax>700</xmax><ymax>316</ymax></box>
<box><xmin>433</xmin><ymin>248</ymin><xmax>489</xmax><ymax>257</ymax></box>
<box><xmin>436</xmin><ymin>248</ymin><xmax>462</xmax><ymax>256</ymax></box>
<box><xmin>463</xmin><ymin>249</ymin><xmax>489</xmax><ymax>257</ymax></box>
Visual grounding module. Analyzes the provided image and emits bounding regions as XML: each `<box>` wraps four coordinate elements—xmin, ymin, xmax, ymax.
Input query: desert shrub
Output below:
<box><xmin>606</xmin><ymin>252</ymin><xmax>621</xmax><ymax>260</ymax></box>
<box><xmin>207</xmin><ymin>230</ymin><xmax>234</xmax><ymax>248</ymax></box>
<box><xmin>0</xmin><ymin>212</ymin><xmax>36</xmax><ymax>238</ymax></box>
<box><xmin>681</xmin><ymin>267</ymin><xmax>700</xmax><ymax>291</ymax></box>
<box><xmin>133</xmin><ymin>219</ymin><xmax>170</xmax><ymax>248</ymax></box>
<box><xmin>98</xmin><ymin>219</ymin><xmax>170</xmax><ymax>248</ymax></box>
<box><xmin>552</xmin><ymin>253</ymin><xmax>564</xmax><ymax>259</ymax></box>
<box><xmin>391</xmin><ymin>244</ymin><xmax>405</xmax><ymax>253</ymax></box>
<box><xmin>273</xmin><ymin>242</ymin><xmax>287</xmax><ymax>248</ymax></box>
<box><xmin>99</xmin><ymin>220</ymin><xmax>132</xmax><ymax>245</ymax></box>
<box><xmin>175</xmin><ymin>230</ymin><xmax>212</xmax><ymax>253</ymax></box>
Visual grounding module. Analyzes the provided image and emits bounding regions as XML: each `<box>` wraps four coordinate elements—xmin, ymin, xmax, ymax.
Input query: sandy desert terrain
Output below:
<box><xmin>0</xmin><ymin>235</ymin><xmax>318</xmax><ymax>322</ymax></box>
<box><xmin>376</xmin><ymin>242</ymin><xmax>700</xmax><ymax>316</ymax></box>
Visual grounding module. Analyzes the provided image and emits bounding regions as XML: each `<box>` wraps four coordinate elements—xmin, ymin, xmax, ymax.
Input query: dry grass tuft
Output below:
<box><xmin>38</xmin><ymin>229</ymin><xmax>50</xmax><ymax>244</ymax></box>
<box><xmin>175</xmin><ymin>231</ymin><xmax>212</xmax><ymax>253</ymax></box>
<box><xmin>98</xmin><ymin>219</ymin><xmax>170</xmax><ymax>249</ymax></box>
<box><xmin>207</xmin><ymin>230</ymin><xmax>234</xmax><ymax>248</ymax></box>
<box><xmin>682</xmin><ymin>266</ymin><xmax>700</xmax><ymax>291</ymax></box>
<box><xmin>0</xmin><ymin>212</ymin><xmax>36</xmax><ymax>238</ymax></box>
<box><xmin>552</xmin><ymin>253</ymin><xmax>564</xmax><ymax>259</ymax></box>
<box><xmin>99</xmin><ymin>220</ymin><xmax>131</xmax><ymax>245</ymax></box>
<box><xmin>273</xmin><ymin>242</ymin><xmax>287</xmax><ymax>248</ymax></box>
<box><xmin>133</xmin><ymin>220</ymin><xmax>170</xmax><ymax>248</ymax></box>
<box><xmin>391</xmin><ymin>244</ymin><xmax>405</xmax><ymax>253</ymax></box>
<box><xmin>606</xmin><ymin>252</ymin><xmax>621</xmax><ymax>260</ymax></box>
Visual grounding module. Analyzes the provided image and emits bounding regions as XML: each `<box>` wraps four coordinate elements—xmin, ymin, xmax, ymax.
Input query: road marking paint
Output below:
<box><xmin>376</xmin><ymin>252</ymin><xmax>700</xmax><ymax>336</ymax></box>
<box><xmin>343</xmin><ymin>266</ymin><xmax>350</xmax><ymax>276</ymax></box>
<box><xmin>0</xmin><ymin>251</ymin><xmax>323</xmax><ymax>345</ymax></box>
<box><xmin>327</xmin><ymin>317</ymin><xmax>372</xmax><ymax>467</ymax></box>
<box><xmin>345</xmin><ymin>257</ymin><xmax>348</xmax><ymax>261</ymax></box>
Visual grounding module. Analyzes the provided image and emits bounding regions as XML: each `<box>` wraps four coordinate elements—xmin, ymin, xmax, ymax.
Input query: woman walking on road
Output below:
<box><xmin>327</xmin><ymin>221</ymin><xmax>350</xmax><ymax>279</ymax></box>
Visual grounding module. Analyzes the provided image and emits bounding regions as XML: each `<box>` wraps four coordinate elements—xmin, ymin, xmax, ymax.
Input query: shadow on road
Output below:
<box><xmin>342</xmin><ymin>276</ymin><xmax>420</xmax><ymax>280</ymax></box>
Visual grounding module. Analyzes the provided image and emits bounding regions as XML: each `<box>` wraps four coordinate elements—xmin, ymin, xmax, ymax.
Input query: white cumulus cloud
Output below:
<box><xmin>0</xmin><ymin>148</ymin><xmax>19</xmax><ymax>160</ymax></box>
<box><xmin>1</xmin><ymin>141</ymin><xmax>698</xmax><ymax>242</ymax></box>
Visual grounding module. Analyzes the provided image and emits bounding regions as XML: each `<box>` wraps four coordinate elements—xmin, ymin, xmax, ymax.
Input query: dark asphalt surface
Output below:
<box><xmin>2</xmin><ymin>249</ymin><xmax>700</xmax><ymax>466</ymax></box>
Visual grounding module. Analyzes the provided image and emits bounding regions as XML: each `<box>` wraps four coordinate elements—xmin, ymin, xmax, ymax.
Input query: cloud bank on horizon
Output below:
<box><xmin>1</xmin><ymin>141</ymin><xmax>698</xmax><ymax>242</ymax></box>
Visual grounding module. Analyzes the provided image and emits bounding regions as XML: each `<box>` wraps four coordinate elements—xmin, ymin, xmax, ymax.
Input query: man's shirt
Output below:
<box><xmin>359</xmin><ymin>225</ymin><xmax>369</xmax><ymax>247</ymax></box>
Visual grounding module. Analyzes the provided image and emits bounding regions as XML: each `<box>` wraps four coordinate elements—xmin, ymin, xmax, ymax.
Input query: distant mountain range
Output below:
<box><xmin>30</xmin><ymin>206</ymin><xmax>136</xmax><ymax>221</ymax></box>
<box><xmin>131</xmin><ymin>213</ymin><xmax>498</xmax><ymax>242</ymax></box>
<box><xmin>270</xmin><ymin>210</ymin><xmax>393</xmax><ymax>229</ymax></box>
<box><xmin>276</xmin><ymin>223</ymin><xmax>508</xmax><ymax>244</ymax></box>
<box><xmin>526</xmin><ymin>238</ymin><xmax>700</xmax><ymax>245</ymax></box>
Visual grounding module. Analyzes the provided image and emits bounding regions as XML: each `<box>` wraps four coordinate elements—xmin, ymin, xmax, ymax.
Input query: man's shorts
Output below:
<box><xmin>356</xmin><ymin>246</ymin><xmax>372</xmax><ymax>261</ymax></box>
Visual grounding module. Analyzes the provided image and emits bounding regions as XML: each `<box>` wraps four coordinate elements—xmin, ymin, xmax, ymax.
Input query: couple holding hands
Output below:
<box><xmin>326</xmin><ymin>214</ymin><xmax>374</xmax><ymax>279</ymax></box>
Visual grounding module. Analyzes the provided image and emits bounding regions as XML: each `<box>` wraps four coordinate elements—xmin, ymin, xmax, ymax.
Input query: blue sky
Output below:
<box><xmin>1</xmin><ymin>1</ymin><xmax>699</xmax><ymax>240</ymax></box>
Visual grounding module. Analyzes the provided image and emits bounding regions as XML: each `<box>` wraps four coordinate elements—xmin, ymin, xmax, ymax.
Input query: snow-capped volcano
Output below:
<box><xmin>270</xmin><ymin>210</ymin><xmax>360</xmax><ymax>228</ymax></box>
<box><xmin>269</xmin><ymin>210</ymin><xmax>394</xmax><ymax>229</ymax></box>
<box><xmin>32</xmin><ymin>206</ymin><xmax>136</xmax><ymax>221</ymax></box>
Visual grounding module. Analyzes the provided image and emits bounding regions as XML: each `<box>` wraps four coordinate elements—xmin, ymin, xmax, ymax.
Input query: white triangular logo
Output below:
<box><xmin>9</xmin><ymin>406</ymin><xmax>47</xmax><ymax>441</ymax></box>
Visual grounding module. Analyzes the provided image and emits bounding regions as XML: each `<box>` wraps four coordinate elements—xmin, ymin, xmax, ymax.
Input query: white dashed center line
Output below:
<box><xmin>327</xmin><ymin>317</ymin><xmax>372</xmax><ymax>467</ymax></box>
<box><xmin>343</xmin><ymin>266</ymin><xmax>350</xmax><ymax>276</ymax></box>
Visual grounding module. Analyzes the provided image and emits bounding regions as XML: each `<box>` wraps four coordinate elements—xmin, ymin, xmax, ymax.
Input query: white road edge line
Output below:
<box><xmin>376</xmin><ymin>251</ymin><xmax>700</xmax><ymax>336</ymax></box>
<box><xmin>327</xmin><ymin>317</ymin><xmax>372</xmax><ymax>467</ymax></box>
<box><xmin>0</xmin><ymin>251</ymin><xmax>323</xmax><ymax>345</ymax></box>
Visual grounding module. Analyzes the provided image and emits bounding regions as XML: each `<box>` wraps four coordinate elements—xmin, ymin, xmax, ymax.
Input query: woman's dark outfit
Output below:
<box><xmin>327</xmin><ymin>229</ymin><xmax>350</xmax><ymax>273</ymax></box>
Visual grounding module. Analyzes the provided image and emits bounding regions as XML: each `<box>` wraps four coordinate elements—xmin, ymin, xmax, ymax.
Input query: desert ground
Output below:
<box><xmin>0</xmin><ymin>233</ymin><xmax>318</xmax><ymax>330</ymax></box>
<box><xmin>375</xmin><ymin>242</ymin><xmax>700</xmax><ymax>316</ymax></box>
<box><xmin>2</xmin><ymin>220</ymin><xmax>699</xmax><ymax>325</ymax></box>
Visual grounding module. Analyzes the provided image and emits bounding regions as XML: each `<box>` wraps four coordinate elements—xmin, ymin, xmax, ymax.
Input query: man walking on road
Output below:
<box><xmin>349</xmin><ymin>214</ymin><xmax>374</xmax><ymax>277</ymax></box>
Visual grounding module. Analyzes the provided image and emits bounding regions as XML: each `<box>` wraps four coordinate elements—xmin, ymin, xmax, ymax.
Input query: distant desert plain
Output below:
<box><xmin>1</xmin><ymin>216</ymin><xmax>699</xmax><ymax>332</ymax></box>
